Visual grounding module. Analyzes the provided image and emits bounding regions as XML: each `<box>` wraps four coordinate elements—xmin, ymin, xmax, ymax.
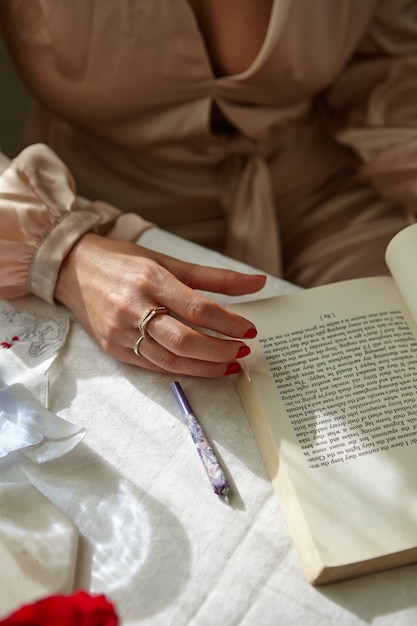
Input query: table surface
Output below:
<box><xmin>1</xmin><ymin>228</ymin><xmax>417</xmax><ymax>626</ymax></box>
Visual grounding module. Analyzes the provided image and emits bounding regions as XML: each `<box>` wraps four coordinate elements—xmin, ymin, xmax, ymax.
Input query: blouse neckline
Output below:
<box><xmin>183</xmin><ymin>0</ymin><xmax>282</xmax><ymax>83</ymax></box>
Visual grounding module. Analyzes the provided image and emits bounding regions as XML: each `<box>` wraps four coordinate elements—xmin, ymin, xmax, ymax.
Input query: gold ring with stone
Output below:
<box><xmin>137</xmin><ymin>306</ymin><xmax>169</xmax><ymax>336</ymax></box>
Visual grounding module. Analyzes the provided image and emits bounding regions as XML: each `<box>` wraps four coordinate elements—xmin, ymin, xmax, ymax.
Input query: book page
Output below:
<box><xmin>386</xmin><ymin>223</ymin><xmax>417</xmax><ymax>323</ymax></box>
<box><xmin>229</xmin><ymin>276</ymin><xmax>417</xmax><ymax>571</ymax></box>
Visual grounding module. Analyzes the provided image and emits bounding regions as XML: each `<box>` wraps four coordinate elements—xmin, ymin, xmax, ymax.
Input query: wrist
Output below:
<box><xmin>54</xmin><ymin>233</ymin><xmax>95</xmax><ymax>306</ymax></box>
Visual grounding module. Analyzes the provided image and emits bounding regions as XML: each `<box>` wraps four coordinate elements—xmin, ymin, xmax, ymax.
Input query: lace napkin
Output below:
<box><xmin>0</xmin><ymin>300</ymin><xmax>85</xmax><ymax>462</ymax></box>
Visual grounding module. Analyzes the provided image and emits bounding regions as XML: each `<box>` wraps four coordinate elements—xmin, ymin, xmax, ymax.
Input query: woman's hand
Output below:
<box><xmin>55</xmin><ymin>233</ymin><xmax>266</xmax><ymax>377</ymax></box>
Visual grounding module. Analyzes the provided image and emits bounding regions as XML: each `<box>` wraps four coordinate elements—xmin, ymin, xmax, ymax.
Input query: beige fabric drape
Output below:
<box><xmin>0</xmin><ymin>0</ymin><xmax>416</xmax><ymax>302</ymax></box>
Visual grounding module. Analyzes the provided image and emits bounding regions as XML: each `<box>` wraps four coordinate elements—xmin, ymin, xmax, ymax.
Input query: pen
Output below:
<box><xmin>170</xmin><ymin>381</ymin><xmax>230</xmax><ymax>499</ymax></box>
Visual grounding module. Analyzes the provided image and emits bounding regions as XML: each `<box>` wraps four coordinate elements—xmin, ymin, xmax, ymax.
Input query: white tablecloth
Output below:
<box><xmin>1</xmin><ymin>229</ymin><xmax>417</xmax><ymax>625</ymax></box>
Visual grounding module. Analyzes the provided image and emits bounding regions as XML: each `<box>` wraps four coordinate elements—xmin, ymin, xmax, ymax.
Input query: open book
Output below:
<box><xmin>227</xmin><ymin>224</ymin><xmax>417</xmax><ymax>585</ymax></box>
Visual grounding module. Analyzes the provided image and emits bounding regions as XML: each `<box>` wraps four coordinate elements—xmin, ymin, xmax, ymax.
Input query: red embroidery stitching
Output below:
<box><xmin>1</xmin><ymin>335</ymin><xmax>20</xmax><ymax>349</ymax></box>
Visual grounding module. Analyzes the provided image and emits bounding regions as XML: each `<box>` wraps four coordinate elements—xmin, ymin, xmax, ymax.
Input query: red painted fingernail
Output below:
<box><xmin>243</xmin><ymin>327</ymin><xmax>257</xmax><ymax>339</ymax></box>
<box><xmin>225</xmin><ymin>361</ymin><xmax>241</xmax><ymax>376</ymax></box>
<box><xmin>235</xmin><ymin>345</ymin><xmax>250</xmax><ymax>359</ymax></box>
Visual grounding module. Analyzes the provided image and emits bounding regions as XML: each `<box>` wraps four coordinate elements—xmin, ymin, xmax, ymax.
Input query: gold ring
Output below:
<box><xmin>133</xmin><ymin>334</ymin><xmax>146</xmax><ymax>357</ymax></box>
<box><xmin>137</xmin><ymin>306</ymin><xmax>169</xmax><ymax>336</ymax></box>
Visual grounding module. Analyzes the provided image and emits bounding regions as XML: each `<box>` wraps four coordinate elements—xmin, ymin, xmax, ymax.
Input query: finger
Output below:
<box><xmin>145</xmin><ymin>313</ymin><xmax>251</xmax><ymax>363</ymax></box>
<box><xmin>180</xmin><ymin>265</ymin><xmax>267</xmax><ymax>296</ymax></box>
<box><xmin>123</xmin><ymin>261</ymin><xmax>258</xmax><ymax>339</ymax></box>
<box><xmin>125</xmin><ymin>334</ymin><xmax>242</xmax><ymax>378</ymax></box>
<box><xmin>152</xmin><ymin>281</ymin><xmax>258</xmax><ymax>339</ymax></box>
<box><xmin>148</xmin><ymin>250</ymin><xmax>267</xmax><ymax>296</ymax></box>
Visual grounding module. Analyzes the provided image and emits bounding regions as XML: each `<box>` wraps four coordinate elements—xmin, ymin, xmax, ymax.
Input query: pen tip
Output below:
<box><xmin>215</xmin><ymin>483</ymin><xmax>230</xmax><ymax>499</ymax></box>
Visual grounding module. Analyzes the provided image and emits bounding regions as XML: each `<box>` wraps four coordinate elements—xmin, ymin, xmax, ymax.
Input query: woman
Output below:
<box><xmin>0</xmin><ymin>0</ymin><xmax>416</xmax><ymax>377</ymax></box>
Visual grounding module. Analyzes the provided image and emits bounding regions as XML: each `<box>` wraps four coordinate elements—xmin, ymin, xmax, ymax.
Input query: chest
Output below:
<box><xmin>187</xmin><ymin>0</ymin><xmax>273</xmax><ymax>76</ymax></box>
<box><xmin>1</xmin><ymin>0</ymin><xmax>376</xmax><ymax>129</ymax></box>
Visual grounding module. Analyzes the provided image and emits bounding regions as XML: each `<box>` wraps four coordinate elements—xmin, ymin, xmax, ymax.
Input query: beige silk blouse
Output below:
<box><xmin>0</xmin><ymin>0</ymin><xmax>417</xmax><ymax>303</ymax></box>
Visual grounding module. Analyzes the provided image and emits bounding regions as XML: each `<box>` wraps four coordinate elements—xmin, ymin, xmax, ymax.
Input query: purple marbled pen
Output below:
<box><xmin>171</xmin><ymin>381</ymin><xmax>230</xmax><ymax>498</ymax></box>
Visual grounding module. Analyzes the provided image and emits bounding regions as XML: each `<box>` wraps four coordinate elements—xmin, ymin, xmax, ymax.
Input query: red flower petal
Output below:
<box><xmin>0</xmin><ymin>591</ymin><xmax>118</xmax><ymax>626</ymax></box>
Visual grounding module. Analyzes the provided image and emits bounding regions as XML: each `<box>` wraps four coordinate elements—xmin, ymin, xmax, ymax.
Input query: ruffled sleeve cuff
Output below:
<box><xmin>0</xmin><ymin>144</ymin><xmax>154</xmax><ymax>304</ymax></box>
